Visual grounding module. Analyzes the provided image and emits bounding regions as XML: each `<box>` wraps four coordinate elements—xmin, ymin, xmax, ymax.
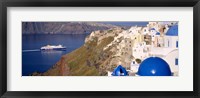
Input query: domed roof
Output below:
<box><xmin>150</xmin><ymin>28</ymin><xmax>156</xmax><ymax>31</ymax></box>
<box><xmin>111</xmin><ymin>65</ymin><xmax>128</xmax><ymax>76</ymax></box>
<box><xmin>166</xmin><ymin>25</ymin><xmax>178</xmax><ymax>36</ymax></box>
<box><xmin>137</xmin><ymin>57</ymin><xmax>172</xmax><ymax>76</ymax></box>
<box><xmin>156</xmin><ymin>32</ymin><xmax>160</xmax><ymax>35</ymax></box>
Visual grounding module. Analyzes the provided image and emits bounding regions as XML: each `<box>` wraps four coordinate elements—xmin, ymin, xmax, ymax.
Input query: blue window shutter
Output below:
<box><xmin>176</xmin><ymin>41</ymin><xmax>178</xmax><ymax>48</ymax></box>
<box><xmin>175</xmin><ymin>58</ymin><xmax>178</xmax><ymax>65</ymax></box>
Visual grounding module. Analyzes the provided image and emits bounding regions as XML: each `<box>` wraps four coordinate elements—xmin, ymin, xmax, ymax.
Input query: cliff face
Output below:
<box><xmin>32</xmin><ymin>28</ymin><xmax>126</xmax><ymax>76</ymax></box>
<box><xmin>22</xmin><ymin>22</ymin><xmax>118</xmax><ymax>34</ymax></box>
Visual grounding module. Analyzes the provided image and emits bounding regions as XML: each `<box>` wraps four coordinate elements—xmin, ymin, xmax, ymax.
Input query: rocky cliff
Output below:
<box><xmin>22</xmin><ymin>22</ymin><xmax>119</xmax><ymax>34</ymax></box>
<box><xmin>32</xmin><ymin>27</ymin><xmax>128</xmax><ymax>76</ymax></box>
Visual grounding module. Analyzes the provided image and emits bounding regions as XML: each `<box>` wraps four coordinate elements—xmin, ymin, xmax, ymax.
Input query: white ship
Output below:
<box><xmin>40</xmin><ymin>45</ymin><xmax>66</xmax><ymax>51</ymax></box>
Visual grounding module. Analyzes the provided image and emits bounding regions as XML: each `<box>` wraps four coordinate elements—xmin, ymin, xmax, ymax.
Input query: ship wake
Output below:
<box><xmin>22</xmin><ymin>49</ymin><xmax>40</xmax><ymax>52</ymax></box>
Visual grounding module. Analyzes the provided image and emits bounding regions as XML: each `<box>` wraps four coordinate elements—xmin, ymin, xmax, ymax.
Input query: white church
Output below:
<box><xmin>131</xmin><ymin>23</ymin><xmax>179</xmax><ymax>76</ymax></box>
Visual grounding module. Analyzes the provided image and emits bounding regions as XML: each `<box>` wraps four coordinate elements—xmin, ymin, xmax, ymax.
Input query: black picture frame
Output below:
<box><xmin>0</xmin><ymin>0</ymin><xmax>199</xmax><ymax>98</ymax></box>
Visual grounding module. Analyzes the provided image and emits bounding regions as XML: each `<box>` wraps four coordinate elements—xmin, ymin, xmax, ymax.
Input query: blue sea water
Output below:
<box><xmin>22</xmin><ymin>34</ymin><xmax>88</xmax><ymax>76</ymax></box>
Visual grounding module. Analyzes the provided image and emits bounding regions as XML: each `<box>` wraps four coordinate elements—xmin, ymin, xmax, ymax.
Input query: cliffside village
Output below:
<box><xmin>86</xmin><ymin>22</ymin><xmax>178</xmax><ymax>76</ymax></box>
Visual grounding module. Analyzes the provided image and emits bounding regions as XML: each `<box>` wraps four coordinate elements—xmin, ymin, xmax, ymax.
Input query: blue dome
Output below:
<box><xmin>166</xmin><ymin>25</ymin><xmax>178</xmax><ymax>36</ymax></box>
<box><xmin>112</xmin><ymin>65</ymin><xmax>128</xmax><ymax>76</ymax></box>
<box><xmin>150</xmin><ymin>28</ymin><xmax>156</xmax><ymax>30</ymax></box>
<box><xmin>137</xmin><ymin>57</ymin><xmax>172</xmax><ymax>76</ymax></box>
<box><xmin>156</xmin><ymin>32</ymin><xmax>160</xmax><ymax>35</ymax></box>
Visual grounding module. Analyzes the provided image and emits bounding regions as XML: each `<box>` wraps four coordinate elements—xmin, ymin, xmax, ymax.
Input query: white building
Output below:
<box><xmin>154</xmin><ymin>32</ymin><xmax>165</xmax><ymax>47</ymax></box>
<box><xmin>132</xmin><ymin>42</ymin><xmax>151</xmax><ymax>60</ymax></box>
<box><xmin>149</xmin><ymin>28</ymin><xmax>157</xmax><ymax>46</ymax></box>
<box><xmin>164</xmin><ymin>25</ymin><xmax>178</xmax><ymax>48</ymax></box>
<box><xmin>130</xmin><ymin>23</ymin><xmax>179</xmax><ymax>76</ymax></box>
<box><xmin>128</xmin><ymin>26</ymin><xmax>142</xmax><ymax>34</ymax></box>
<box><xmin>142</xmin><ymin>27</ymin><xmax>150</xmax><ymax>35</ymax></box>
<box><xmin>130</xmin><ymin>61</ymin><xmax>140</xmax><ymax>73</ymax></box>
<box><xmin>150</xmin><ymin>47</ymin><xmax>178</xmax><ymax>75</ymax></box>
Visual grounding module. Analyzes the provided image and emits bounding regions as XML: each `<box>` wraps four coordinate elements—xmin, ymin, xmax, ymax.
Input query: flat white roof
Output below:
<box><xmin>150</xmin><ymin>47</ymin><xmax>178</xmax><ymax>56</ymax></box>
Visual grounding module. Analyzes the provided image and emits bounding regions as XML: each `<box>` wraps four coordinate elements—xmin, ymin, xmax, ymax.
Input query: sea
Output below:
<box><xmin>22</xmin><ymin>34</ymin><xmax>88</xmax><ymax>76</ymax></box>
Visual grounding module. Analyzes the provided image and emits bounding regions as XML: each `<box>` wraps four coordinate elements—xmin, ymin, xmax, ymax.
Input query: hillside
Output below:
<box><xmin>22</xmin><ymin>22</ymin><xmax>119</xmax><ymax>34</ymax></box>
<box><xmin>31</xmin><ymin>28</ymin><xmax>126</xmax><ymax>76</ymax></box>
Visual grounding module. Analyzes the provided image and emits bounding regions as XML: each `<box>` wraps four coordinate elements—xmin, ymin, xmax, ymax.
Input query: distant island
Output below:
<box><xmin>22</xmin><ymin>22</ymin><xmax>120</xmax><ymax>34</ymax></box>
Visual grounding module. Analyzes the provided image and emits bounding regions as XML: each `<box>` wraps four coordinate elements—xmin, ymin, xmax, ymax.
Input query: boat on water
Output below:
<box><xmin>40</xmin><ymin>45</ymin><xmax>66</xmax><ymax>51</ymax></box>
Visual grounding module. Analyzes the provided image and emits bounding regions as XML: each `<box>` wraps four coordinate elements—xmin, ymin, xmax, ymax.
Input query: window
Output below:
<box><xmin>175</xmin><ymin>58</ymin><xmax>178</xmax><ymax>65</ymax></box>
<box><xmin>176</xmin><ymin>41</ymin><xmax>178</xmax><ymax>48</ymax></box>
<box><xmin>168</xmin><ymin>40</ymin><xmax>170</xmax><ymax>47</ymax></box>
